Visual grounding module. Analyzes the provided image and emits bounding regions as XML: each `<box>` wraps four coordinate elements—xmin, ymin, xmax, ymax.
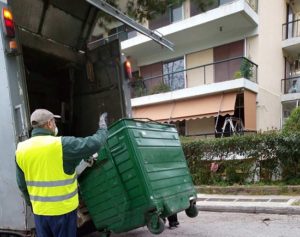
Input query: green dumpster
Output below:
<box><xmin>78</xmin><ymin>119</ymin><xmax>198</xmax><ymax>235</ymax></box>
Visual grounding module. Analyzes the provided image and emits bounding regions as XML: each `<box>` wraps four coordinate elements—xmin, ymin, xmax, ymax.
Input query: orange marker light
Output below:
<box><xmin>3</xmin><ymin>8</ymin><xmax>13</xmax><ymax>21</ymax></box>
<box><xmin>124</xmin><ymin>60</ymin><xmax>132</xmax><ymax>79</ymax></box>
<box><xmin>125</xmin><ymin>61</ymin><xmax>131</xmax><ymax>68</ymax></box>
<box><xmin>2</xmin><ymin>8</ymin><xmax>15</xmax><ymax>37</ymax></box>
<box><xmin>9</xmin><ymin>40</ymin><xmax>17</xmax><ymax>49</ymax></box>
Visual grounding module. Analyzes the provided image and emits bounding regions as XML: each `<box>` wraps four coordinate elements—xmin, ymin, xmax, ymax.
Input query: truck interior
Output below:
<box><xmin>21</xmin><ymin>40</ymin><xmax>125</xmax><ymax>137</ymax></box>
<box><xmin>10</xmin><ymin>0</ymin><xmax>129</xmax><ymax>136</ymax></box>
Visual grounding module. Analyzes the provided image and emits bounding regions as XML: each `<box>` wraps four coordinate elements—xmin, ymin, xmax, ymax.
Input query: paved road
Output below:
<box><xmin>87</xmin><ymin>211</ymin><xmax>300</xmax><ymax>237</ymax></box>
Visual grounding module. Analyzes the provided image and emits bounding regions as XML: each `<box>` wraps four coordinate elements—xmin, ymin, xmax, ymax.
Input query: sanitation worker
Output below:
<box><xmin>15</xmin><ymin>109</ymin><xmax>108</xmax><ymax>237</ymax></box>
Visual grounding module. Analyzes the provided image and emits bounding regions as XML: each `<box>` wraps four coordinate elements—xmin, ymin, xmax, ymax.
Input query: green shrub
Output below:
<box><xmin>240</xmin><ymin>58</ymin><xmax>253</xmax><ymax>79</ymax></box>
<box><xmin>182</xmin><ymin>132</ymin><xmax>300</xmax><ymax>185</ymax></box>
<box><xmin>150</xmin><ymin>82</ymin><xmax>170</xmax><ymax>94</ymax></box>
<box><xmin>283</xmin><ymin>107</ymin><xmax>300</xmax><ymax>133</ymax></box>
<box><xmin>233</xmin><ymin>70</ymin><xmax>242</xmax><ymax>79</ymax></box>
<box><xmin>277</xmin><ymin>133</ymin><xmax>300</xmax><ymax>181</ymax></box>
<box><xmin>132</xmin><ymin>77</ymin><xmax>145</xmax><ymax>97</ymax></box>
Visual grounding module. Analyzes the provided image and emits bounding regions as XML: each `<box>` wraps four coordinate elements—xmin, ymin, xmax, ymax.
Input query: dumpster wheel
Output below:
<box><xmin>185</xmin><ymin>202</ymin><xmax>198</xmax><ymax>218</ymax></box>
<box><xmin>146</xmin><ymin>214</ymin><xmax>165</xmax><ymax>235</ymax></box>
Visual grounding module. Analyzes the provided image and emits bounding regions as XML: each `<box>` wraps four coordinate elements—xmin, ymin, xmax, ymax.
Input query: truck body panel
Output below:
<box><xmin>0</xmin><ymin>0</ymin><xmax>127</xmax><ymax>232</ymax></box>
<box><xmin>0</xmin><ymin>1</ymin><xmax>33</xmax><ymax>230</ymax></box>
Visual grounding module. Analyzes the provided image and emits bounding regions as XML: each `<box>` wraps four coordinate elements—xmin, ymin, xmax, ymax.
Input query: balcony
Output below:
<box><xmin>281</xmin><ymin>76</ymin><xmax>300</xmax><ymax>102</ymax></box>
<box><xmin>131</xmin><ymin>57</ymin><xmax>258</xmax><ymax>99</ymax></box>
<box><xmin>150</xmin><ymin>0</ymin><xmax>258</xmax><ymax>30</ymax></box>
<box><xmin>282</xmin><ymin>19</ymin><xmax>300</xmax><ymax>56</ymax></box>
<box><xmin>121</xmin><ymin>0</ymin><xmax>258</xmax><ymax>64</ymax></box>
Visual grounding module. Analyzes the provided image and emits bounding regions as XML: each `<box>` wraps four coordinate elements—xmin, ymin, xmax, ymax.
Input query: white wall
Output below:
<box><xmin>246</xmin><ymin>1</ymin><xmax>286</xmax><ymax>130</ymax></box>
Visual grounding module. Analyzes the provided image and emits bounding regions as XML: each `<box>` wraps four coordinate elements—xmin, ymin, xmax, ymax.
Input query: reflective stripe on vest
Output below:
<box><xmin>26</xmin><ymin>175</ymin><xmax>77</xmax><ymax>187</ymax></box>
<box><xmin>30</xmin><ymin>188</ymin><xmax>78</xmax><ymax>202</ymax></box>
<box><xmin>16</xmin><ymin>135</ymin><xmax>79</xmax><ymax>216</ymax></box>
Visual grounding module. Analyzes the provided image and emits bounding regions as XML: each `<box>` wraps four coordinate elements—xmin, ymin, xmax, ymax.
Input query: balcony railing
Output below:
<box><xmin>281</xmin><ymin>76</ymin><xmax>300</xmax><ymax>94</ymax></box>
<box><xmin>282</xmin><ymin>19</ymin><xmax>300</xmax><ymax>40</ymax></box>
<box><xmin>130</xmin><ymin>57</ymin><xmax>258</xmax><ymax>98</ymax></box>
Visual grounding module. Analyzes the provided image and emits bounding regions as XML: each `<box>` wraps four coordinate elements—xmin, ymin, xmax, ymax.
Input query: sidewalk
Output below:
<box><xmin>196</xmin><ymin>194</ymin><xmax>300</xmax><ymax>215</ymax></box>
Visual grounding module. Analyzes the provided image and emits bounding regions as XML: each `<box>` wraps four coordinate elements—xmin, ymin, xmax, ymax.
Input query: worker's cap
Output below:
<box><xmin>30</xmin><ymin>109</ymin><xmax>61</xmax><ymax>128</ymax></box>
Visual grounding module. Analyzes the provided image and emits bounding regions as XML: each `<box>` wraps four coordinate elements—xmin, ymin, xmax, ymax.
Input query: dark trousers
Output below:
<box><xmin>34</xmin><ymin>209</ymin><xmax>77</xmax><ymax>237</ymax></box>
<box><xmin>167</xmin><ymin>214</ymin><xmax>179</xmax><ymax>226</ymax></box>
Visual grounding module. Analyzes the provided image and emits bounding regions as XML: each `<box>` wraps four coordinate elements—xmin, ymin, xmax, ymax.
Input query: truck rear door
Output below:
<box><xmin>72</xmin><ymin>39</ymin><xmax>129</xmax><ymax>136</ymax></box>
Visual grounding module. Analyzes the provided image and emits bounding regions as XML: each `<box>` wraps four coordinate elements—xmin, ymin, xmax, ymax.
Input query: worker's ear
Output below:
<box><xmin>44</xmin><ymin>120</ymin><xmax>53</xmax><ymax>130</ymax></box>
<box><xmin>46</xmin><ymin>120</ymin><xmax>51</xmax><ymax>127</ymax></box>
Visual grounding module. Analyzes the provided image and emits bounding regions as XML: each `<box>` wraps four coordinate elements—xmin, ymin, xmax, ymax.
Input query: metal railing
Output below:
<box><xmin>184</xmin><ymin>130</ymin><xmax>257</xmax><ymax>139</ymax></box>
<box><xmin>130</xmin><ymin>57</ymin><xmax>258</xmax><ymax>98</ymax></box>
<box><xmin>281</xmin><ymin>76</ymin><xmax>300</xmax><ymax>94</ymax></box>
<box><xmin>282</xmin><ymin>19</ymin><xmax>300</xmax><ymax>40</ymax></box>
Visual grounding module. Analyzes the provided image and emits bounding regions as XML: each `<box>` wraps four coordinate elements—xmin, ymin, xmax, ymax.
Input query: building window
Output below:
<box><xmin>213</xmin><ymin>40</ymin><xmax>244</xmax><ymax>83</ymax></box>
<box><xmin>285</xmin><ymin>58</ymin><xmax>300</xmax><ymax>94</ymax></box>
<box><xmin>163</xmin><ymin>58</ymin><xmax>185</xmax><ymax>91</ymax></box>
<box><xmin>286</xmin><ymin>59</ymin><xmax>300</xmax><ymax>77</ymax></box>
<box><xmin>190</xmin><ymin>0</ymin><xmax>229</xmax><ymax>17</ymax></box>
<box><xmin>286</xmin><ymin>4</ymin><xmax>295</xmax><ymax>39</ymax></box>
<box><xmin>149</xmin><ymin>3</ymin><xmax>183</xmax><ymax>30</ymax></box>
<box><xmin>170</xmin><ymin>4</ymin><xmax>183</xmax><ymax>23</ymax></box>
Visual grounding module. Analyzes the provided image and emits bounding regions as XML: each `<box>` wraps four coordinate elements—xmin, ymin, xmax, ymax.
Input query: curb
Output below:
<box><xmin>195</xmin><ymin>185</ymin><xmax>300</xmax><ymax>196</ymax></box>
<box><xmin>197</xmin><ymin>205</ymin><xmax>300</xmax><ymax>215</ymax></box>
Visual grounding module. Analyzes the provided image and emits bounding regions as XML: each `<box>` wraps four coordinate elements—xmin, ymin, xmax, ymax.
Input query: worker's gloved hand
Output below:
<box><xmin>99</xmin><ymin>112</ymin><xmax>108</xmax><ymax>129</ymax></box>
<box><xmin>86</xmin><ymin>153</ymin><xmax>98</xmax><ymax>167</ymax></box>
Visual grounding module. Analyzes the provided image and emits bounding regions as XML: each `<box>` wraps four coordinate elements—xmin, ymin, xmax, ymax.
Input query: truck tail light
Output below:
<box><xmin>2</xmin><ymin>8</ymin><xmax>15</xmax><ymax>38</ymax></box>
<box><xmin>124</xmin><ymin>60</ymin><xmax>132</xmax><ymax>80</ymax></box>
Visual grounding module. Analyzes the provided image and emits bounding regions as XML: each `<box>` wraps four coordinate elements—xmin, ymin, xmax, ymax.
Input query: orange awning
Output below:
<box><xmin>244</xmin><ymin>90</ymin><xmax>256</xmax><ymax>130</ymax></box>
<box><xmin>132</xmin><ymin>92</ymin><xmax>237</xmax><ymax>122</ymax></box>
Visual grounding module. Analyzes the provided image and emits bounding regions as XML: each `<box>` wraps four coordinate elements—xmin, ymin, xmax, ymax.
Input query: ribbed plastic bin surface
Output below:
<box><xmin>78</xmin><ymin>119</ymin><xmax>197</xmax><ymax>234</ymax></box>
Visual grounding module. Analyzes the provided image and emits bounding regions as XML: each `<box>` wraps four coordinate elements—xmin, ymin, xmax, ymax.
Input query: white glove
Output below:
<box><xmin>76</xmin><ymin>153</ymin><xmax>98</xmax><ymax>175</ymax></box>
<box><xmin>99</xmin><ymin>112</ymin><xmax>108</xmax><ymax>129</ymax></box>
<box><xmin>86</xmin><ymin>153</ymin><xmax>98</xmax><ymax>167</ymax></box>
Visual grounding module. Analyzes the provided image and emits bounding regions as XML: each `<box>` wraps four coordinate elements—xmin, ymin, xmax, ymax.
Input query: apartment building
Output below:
<box><xmin>282</xmin><ymin>0</ymin><xmax>300</xmax><ymax>124</ymax></box>
<box><xmin>116</xmin><ymin>0</ymin><xmax>294</xmax><ymax>136</ymax></box>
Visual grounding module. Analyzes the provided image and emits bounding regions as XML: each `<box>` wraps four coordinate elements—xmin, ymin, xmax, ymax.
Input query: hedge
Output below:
<box><xmin>181</xmin><ymin>132</ymin><xmax>300</xmax><ymax>185</ymax></box>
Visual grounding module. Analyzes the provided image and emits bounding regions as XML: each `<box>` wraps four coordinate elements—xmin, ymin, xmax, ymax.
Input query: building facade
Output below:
<box><xmin>118</xmin><ymin>0</ymin><xmax>296</xmax><ymax>137</ymax></box>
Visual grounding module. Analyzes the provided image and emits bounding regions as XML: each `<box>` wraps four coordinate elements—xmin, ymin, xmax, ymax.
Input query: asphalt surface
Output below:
<box><xmin>87</xmin><ymin>211</ymin><xmax>300</xmax><ymax>237</ymax></box>
<box><xmin>84</xmin><ymin>194</ymin><xmax>300</xmax><ymax>236</ymax></box>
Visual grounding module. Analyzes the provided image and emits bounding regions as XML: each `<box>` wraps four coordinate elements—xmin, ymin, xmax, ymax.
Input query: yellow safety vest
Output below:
<box><xmin>16</xmin><ymin>136</ymin><xmax>78</xmax><ymax>216</ymax></box>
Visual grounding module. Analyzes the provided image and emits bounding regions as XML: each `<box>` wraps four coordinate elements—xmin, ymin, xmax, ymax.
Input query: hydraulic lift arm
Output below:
<box><xmin>86</xmin><ymin>0</ymin><xmax>174</xmax><ymax>51</ymax></box>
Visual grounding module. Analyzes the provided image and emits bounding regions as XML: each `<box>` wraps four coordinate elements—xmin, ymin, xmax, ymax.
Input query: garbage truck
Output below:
<box><xmin>0</xmin><ymin>0</ymin><xmax>176</xmax><ymax>236</ymax></box>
